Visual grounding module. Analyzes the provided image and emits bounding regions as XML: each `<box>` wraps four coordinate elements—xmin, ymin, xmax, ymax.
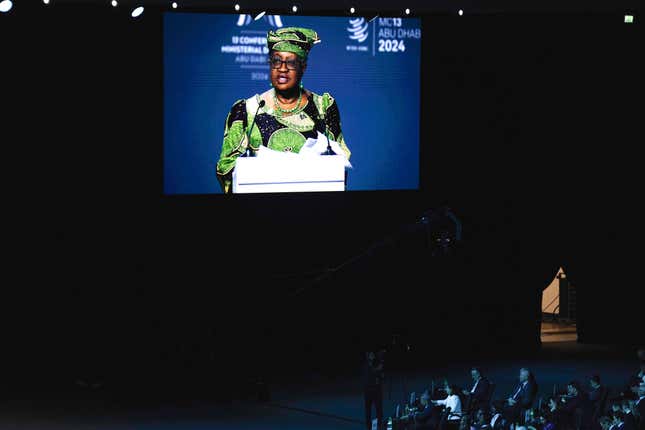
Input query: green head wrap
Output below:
<box><xmin>267</xmin><ymin>27</ymin><xmax>321</xmax><ymax>61</ymax></box>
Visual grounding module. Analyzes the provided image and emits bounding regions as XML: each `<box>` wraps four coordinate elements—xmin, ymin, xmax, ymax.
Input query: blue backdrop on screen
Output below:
<box><xmin>164</xmin><ymin>12</ymin><xmax>421</xmax><ymax>194</ymax></box>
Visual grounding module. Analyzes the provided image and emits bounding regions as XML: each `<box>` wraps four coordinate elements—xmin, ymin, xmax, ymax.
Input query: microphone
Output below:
<box><xmin>313</xmin><ymin>95</ymin><xmax>336</xmax><ymax>156</ymax></box>
<box><xmin>320</xmin><ymin>122</ymin><xmax>336</xmax><ymax>155</ymax></box>
<box><xmin>241</xmin><ymin>99</ymin><xmax>266</xmax><ymax>157</ymax></box>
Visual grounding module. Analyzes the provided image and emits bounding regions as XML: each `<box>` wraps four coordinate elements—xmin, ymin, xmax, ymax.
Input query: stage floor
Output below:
<box><xmin>0</xmin><ymin>342</ymin><xmax>636</xmax><ymax>430</ymax></box>
<box><xmin>541</xmin><ymin>319</ymin><xmax>578</xmax><ymax>343</ymax></box>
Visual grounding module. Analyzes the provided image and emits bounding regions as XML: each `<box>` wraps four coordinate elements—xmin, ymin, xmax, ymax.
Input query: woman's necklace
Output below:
<box><xmin>273</xmin><ymin>87</ymin><xmax>302</xmax><ymax>116</ymax></box>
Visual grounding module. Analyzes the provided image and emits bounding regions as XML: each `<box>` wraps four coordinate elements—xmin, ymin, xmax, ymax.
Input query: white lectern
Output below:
<box><xmin>232</xmin><ymin>154</ymin><xmax>346</xmax><ymax>193</ymax></box>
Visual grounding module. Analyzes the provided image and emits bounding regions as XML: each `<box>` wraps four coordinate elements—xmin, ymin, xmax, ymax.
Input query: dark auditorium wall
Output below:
<box><xmin>2</xmin><ymin>2</ymin><xmax>642</xmax><ymax>399</ymax></box>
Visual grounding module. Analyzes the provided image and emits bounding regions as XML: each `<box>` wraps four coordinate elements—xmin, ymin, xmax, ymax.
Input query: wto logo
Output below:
<box><xmin>347</xmin><ymin>17</ymin><xmax>369</xmax><ymax>43</ymax></box>
<box><xmin>236</xmin><ymin>14</ymin><xmax>284</xmax><ymax>27</ymax></box>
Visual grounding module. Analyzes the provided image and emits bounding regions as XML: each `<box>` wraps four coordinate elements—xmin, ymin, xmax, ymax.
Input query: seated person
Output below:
<box><xmin>621</xmin><ymin>400</ymin><xmax>637</xmax><ymax>430</ymax></box>
<box><xmin>560</xmin><ymin>380</ymin><xmax>594</xmax><ymax>430</ymax></box>
<box><xmin>610</xmin><ymin>410</ymin><xmax>627</xmax><ymax>430</ymax></box>
<box><xmin>490</xmin><ymin>403</ymin><xmax>509</xmax><ymax>430</ymax></box>
<box><xmin>409</xmin><ymin>391</ymin><xmax>423</xmax><ymax>411</ymax></box>
<box><xmin>433</xmin><ymin>384</ymin><xmax>464</xmax><ymax>425</ymax></box>
<box><xmin>635</xmin><ymin>383</ymin><xmax>645</xmax><ymax>430</ymax></box>
<box><xmin>399</xmin><ymin>391</ymin><xmax>441</xmax><ymax>430</ymax></box>
<box><xmin>620</xmin><ymin>353</ymin><xmax>645</xmax><ymax>402</ymax></box>
<box><xmin>433</xmin><ymin>379</ymin><xmax>451</xmax><ymax>399</ymax></box>
<box><xmin>541</xmin><ymin>396</ymin><xmax>566</xmax><ymax>430</ymax></box>
<box><xmin>522</xmin><ymin>407</ymin><xmax>541</xmax><ymax>430</ymax></box>
<box><xmin>471</xmin><ymin>408</ymin><xmax>491</xmax><ymax>430</ymax></box>
<box><xmin>636</xmin><ymin>348</ymin><xmax>645</xmax><ymax>381</ymax></box>
<box><xmin>607</xmin><ymin>402</ymin><xmax>627</xmax><ymax>430</ymax></box>
<box><xmin>597</xmin><ymin>416</ymin><xmax>612</xmax><ymax>430</ymax></box>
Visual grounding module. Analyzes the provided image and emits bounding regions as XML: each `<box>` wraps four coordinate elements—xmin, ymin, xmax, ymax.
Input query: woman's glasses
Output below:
<box><xmin>268</xmin><ymin>57</ymin><xmax>299</xmax><ymax>70</ymax></box>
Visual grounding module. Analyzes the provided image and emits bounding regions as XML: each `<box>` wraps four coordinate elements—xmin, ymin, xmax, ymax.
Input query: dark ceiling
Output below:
<box><xmin>8</xmin><ymin>0</ymin><xmax>642</xmax><ymax>15</ymax></box>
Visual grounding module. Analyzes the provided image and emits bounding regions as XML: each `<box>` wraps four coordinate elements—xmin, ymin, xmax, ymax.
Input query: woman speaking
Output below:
<box><xmin>216</xmin><ymin>27</ymin><xmax>351</xmax><ymax>193</ymax></box>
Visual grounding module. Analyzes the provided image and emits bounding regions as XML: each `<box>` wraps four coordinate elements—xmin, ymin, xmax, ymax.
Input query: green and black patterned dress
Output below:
<box><xmin>216</xmin><ymin>88</ymin><xmax>350</xmax><ymax>193</ymax></box>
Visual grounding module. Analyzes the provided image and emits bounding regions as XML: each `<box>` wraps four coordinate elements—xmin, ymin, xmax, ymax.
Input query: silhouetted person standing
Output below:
<box><xmin>364</xmin><ymin>350</ymin><xmax>385</xmax><ymax>430</ymax></box>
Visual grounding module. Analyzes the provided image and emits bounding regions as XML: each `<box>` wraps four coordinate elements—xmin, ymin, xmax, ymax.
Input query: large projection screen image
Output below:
<box><xmin>163</xmin><ymin>12</ymin><xmax>421</xmax><ymax>194</ymax></box>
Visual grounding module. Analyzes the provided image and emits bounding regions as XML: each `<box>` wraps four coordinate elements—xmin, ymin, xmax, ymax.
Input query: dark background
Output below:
<box><xmin>2</xmin><ymin>0</ymin><xmax>642</xmax><ymax>405</ymax></box>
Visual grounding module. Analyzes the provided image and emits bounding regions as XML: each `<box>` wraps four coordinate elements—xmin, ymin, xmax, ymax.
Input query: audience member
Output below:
<box><xmin>621</xmin><ymin>400</ymin><xmax>637</xmax><ymax>430</ymax></box>
<box><xmin>399</xmin><ymin>391</ymin><xmax>440</xmax><ymax>430</ymax></box>
<box><xmin>433</xmin><ymin>383</ymin><xmax>464</xmax><ymax>424</ymax></box>
<box><xmin>599</xmin><ymin>416</ymin><xmax>613</xmax><ymax>430</ymax></box>
<box><xmin>502</xmin><ymin>368</ymin><xmax>538</xmax><ymax>426</ymax></box>
<box><xmin>629</xmin><ymin>370</ymin><xmax>645</xmax><ymax>399</ymax></box>
<box><xmin>634</xmin><ymin>383</ymin><xmax>644</xmax><ymax>430</ymax></box>
<box><xmin>541</xmin><ymin>396</ymin><xmax>565</xmax><ymax>430</ymax></box>
<box><xmin>463</xmin><ymin>368</ymin><xmax>493</xmax><ymax>414</ymax></box>
<box><xmin>611</xmin><ymin>403</ymin><xmax>625</xmax><ymax>419</ymax></box>
<box><xmin>471</xmin><ymin>408</ymin><xmax>491</xmax><ymax>430</ymax></box>
<box><xmin>621</xmin><ymin>349</ymin><xmax>645</xmax><ymax>401</ymax></box>
<box><xmin>590</xmin><ymin>375</ymin><xmax>610</xmax><ymax>422</ymax></box>
<box><xmin>490</xmin><ymin>403</ymin><xmax>508</xmax><ymax>430</ymax></box>
<box><xmin>386</xmin><ymin>350</ymin><xmax>644</xmax><ymax>430</ymax></box>
<box><xmin>611</xmin><ymin>410</ymin><xmax>627</xmax><ymax>430</ymax></box>
<box><xmin>560</xmin><ymin>380</ymin><xmax>594</xmax><ymax>430</ymax></box>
